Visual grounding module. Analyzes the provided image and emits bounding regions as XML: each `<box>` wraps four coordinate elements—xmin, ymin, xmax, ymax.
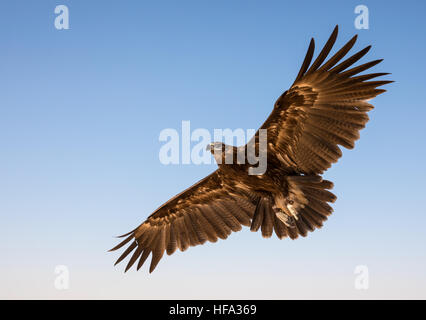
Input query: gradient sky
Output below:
<box><xmin>1</xmin><ymin>0</ymin><xmax>426</xmax><ymax>299</ymax></box>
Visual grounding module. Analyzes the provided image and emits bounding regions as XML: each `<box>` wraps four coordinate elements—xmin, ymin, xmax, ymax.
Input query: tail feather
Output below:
<box><xmin>287</xmin><ymin>175</ymin><xmax>335</xmax><ymax>238</ymax></box>
<box><xmin>251</xmin><ymin>175</ymin><xmax>336</xmax><ymax>240</ymax></box>
<box><xmin>261</xmin><ymin>198</ymin><xmax>274</xmax><ymax>238</ymax></box>
<box><xmin>250</xmin><ymin>198</ymin><xmax>265</xmax><ymax>232</ymax></box>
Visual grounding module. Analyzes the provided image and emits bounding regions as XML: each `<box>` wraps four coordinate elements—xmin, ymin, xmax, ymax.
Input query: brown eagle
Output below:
<box><xmin>110</xmin><ymin>26</ymin><xmax>392</xmax><ymax>273</ymax></box>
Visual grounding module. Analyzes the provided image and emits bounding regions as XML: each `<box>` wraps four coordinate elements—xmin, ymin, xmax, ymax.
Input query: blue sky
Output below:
<box><xmin>1</xmin><ymin>0</ymin><xmax>426</xmax><ymax>299</ymax></box>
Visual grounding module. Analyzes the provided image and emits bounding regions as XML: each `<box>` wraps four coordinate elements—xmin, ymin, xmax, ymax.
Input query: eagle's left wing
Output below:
<box><xmin>252</xmin><ymin>26</ymin><xmax>392</xmax><ymax>175</ymax></box>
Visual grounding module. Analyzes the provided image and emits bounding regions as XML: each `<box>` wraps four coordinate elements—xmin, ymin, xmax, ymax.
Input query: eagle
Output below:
<box><xmin>110</xmin><ymin>26</ymin><xmax>392</xmax><ymax>273</ymax></box>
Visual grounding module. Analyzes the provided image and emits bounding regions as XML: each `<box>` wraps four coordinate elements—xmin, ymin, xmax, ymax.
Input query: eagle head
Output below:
<box><xmin>207</xmin><ymin>142</ymin><xmax>239</xmax><ymax>165</ymax></box>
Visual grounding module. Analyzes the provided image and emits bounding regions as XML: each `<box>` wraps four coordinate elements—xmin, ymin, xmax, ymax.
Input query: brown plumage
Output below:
<box><xmin>110</xmin><ymin>25</ymin><xmax>392</xmax><ymax>272</ymax></box>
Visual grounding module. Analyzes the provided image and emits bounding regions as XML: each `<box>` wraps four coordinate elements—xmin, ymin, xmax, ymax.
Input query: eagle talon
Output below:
<box><xmin>274</xmin><ymin>209</ymin><xmax>296</xmax><ymax>228</ymax></box>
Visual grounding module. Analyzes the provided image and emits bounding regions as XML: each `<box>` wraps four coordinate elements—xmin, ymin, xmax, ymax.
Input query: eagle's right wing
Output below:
<box><xmin>110</xmin><ymin>170</ymin><xmax>258</xmax><ymax>273</ymax></box>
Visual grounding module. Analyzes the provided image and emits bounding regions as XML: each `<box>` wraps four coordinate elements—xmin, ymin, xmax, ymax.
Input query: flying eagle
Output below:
<box><xmin>110</xmin><ymin>26</ymin><xmax>392</xmax><ymax>273</ymax></box>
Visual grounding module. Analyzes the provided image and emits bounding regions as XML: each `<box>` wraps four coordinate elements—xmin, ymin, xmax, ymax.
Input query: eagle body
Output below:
<box><xmin>110</xmin><ymin>26</ymin><xmax>392</xmax><ymax>273</ymax></box>
<box><xmin>211</xmin><ymin>147</ymin><xmax>334</xmax><ymax>235</ymax></box>
<box><xmin>210</xmin><ymin>144</ymin><xmax>296</xmax><ymax>221</ymax></box>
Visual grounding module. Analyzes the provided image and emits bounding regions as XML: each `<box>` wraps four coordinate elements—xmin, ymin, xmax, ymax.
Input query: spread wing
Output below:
<box><xmin>110</xmin><ymin>170</ymin><xmax>258</xmax><ymax>272</ymax></box>
<box><xmin>254</xmin><ymin>25</ymin><xmax>392</xmax><ymax>174</ymax></box>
